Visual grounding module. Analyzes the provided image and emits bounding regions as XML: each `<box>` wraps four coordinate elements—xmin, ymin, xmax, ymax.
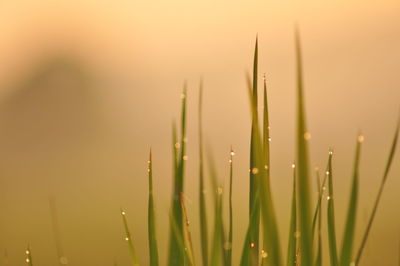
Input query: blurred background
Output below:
<box><xmin>0</xmin><ymin>1</ymin><xmax>399</xmax><ymax>265</ymax></box>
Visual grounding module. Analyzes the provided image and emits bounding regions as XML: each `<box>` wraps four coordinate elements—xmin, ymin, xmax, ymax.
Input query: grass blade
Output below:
<box><xmin>355</xmin><ymin>119</ymin><xmax>400</xmax><ymax>264</ymax></box>
<box><xmin>25</xmin><ymin>245</ymin><xmax>33</xmax><ymax>266</ymax></box>
<box><xmin>147</xmin><ymin>150</ymin><xmax>159</xmax><ymax>266</ymax></box>
<box><xmin>180</xmin><ymin>193</ymin><xmax>196</xmax><ymax>266</ymax></box>
<box><xmin>207</xmin><ymin>154</ymin><xmax>226</xmax><ymax>266</ymax></box>
<box><xmin>311</xmin><ymin>166</ymin><xmax>328</xmax><ymax>241</ymax></box>
<box><xmin>168</xmin><ymin>84</ymin><xmax>187</xmax><ymax>265</ymax></box>
<box><xmin>294</xmin><ymin>27</ymin><xmax>313</xmax><ymax>266</ymax></box>
<box><xmin>249</xmin><ymin>37</ymin><xmax>260</xmax><ymax>265</ymax></box>
<box><xmin>287</xmin><ymin>164</ymin><xmax>297</xmax><ymax>266</ymax></box>
<box><xmin>339</xmin><ymin>135</ymin><xmax>362</xmax><ymax>266</ymax></box>
<box><xmin>226</xmin><ymin>147</ymin><xmax>234</xmax><ymax>266</ymax></box>
<box><xmin>326</xmin><ymin>151</ymin><xmax>339</xmax><ymax>266</ymax></box>
<box><xmin>246</xmin><ymin>72</ymin><xmax>282</xmax><ymax>266</ymax></box>
<box><xmin>198</xmin><ymin>80</ymin><xmax>209</xmax><ymax>266</ymax></box>
<box><xmin>121</xmin><ymin>210</ymin><xmax>139</xmax><ymax>266</ymax></box>
<box><xmin>315</xmin><ymin>170</ymin><xmax>323</xmax><ymax>266</ymax></box>
<box><xmin>240</xmin><ymin>198</ymin><xmax>260</xmax><ymax>266</ymax></box>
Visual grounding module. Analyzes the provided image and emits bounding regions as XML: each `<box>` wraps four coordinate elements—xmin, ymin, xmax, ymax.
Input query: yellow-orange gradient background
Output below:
<box><xmin>0</xmin><ymin>1</ymin><xmax>399</xmax><ymax>265</ymax></box>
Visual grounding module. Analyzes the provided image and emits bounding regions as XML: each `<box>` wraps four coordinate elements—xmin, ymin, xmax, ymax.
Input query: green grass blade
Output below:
<box><xmin>355</xmin><ymin>119</ymin><xmax>399</xmax><ymax>264</ymax></box>
<box><xmin>246</xmin><ymin>72</ymin><xmax>282</xmax><ymax>266</ymax></box>
<box><xmin>287</xmin><ymin>164</ymin><xmax>297</xmax><ymax>266</ymax></box>
<box><xmin>168</xmin><ymin>85</ymin><xmax>187</xmax><ymax>265</ymax></box>
<box><xmin>240</xmin><ymin>197</ymin><xmax>260</xmax><ymax>266</ymax></box>
<box><xmin>207</xmin><ymin>154</ymin><xmax>226</xmax><ymax>266</ymax></box>
<box><xmin>121</xmin><ymin>210</ymin><xmax>139</xmax><ymax>266</ymax></box>
<box><xmin>169</xmin><ymin>210</ymin><xmax>195</xmax><ymax>266</ymax></box>
<box><xmin>147</xmin><ymin>150</ymin><xmax>159</xmax><ymax>266</ymax></box>
<box><xmin>339</xmin><ymin>135</ymin><xmax>362</xmax><ymax>266</ymax></box>
<box><xmin>198</xmin><ymin>80</ymin><xmax>209</xmax><ymax>266</ymax></box>
<box><xmin>226</xmin><ymin>147</ymin><xmax>234</xmax><ymax>266</ymax></box>
<box><xmin>294</xmin><ymin>27</ymin><xmax>313</xmax><ymax>266</ymax></box>
<box><xmin>326</xmin><ymin>151</ymin><xmax>339</xmax><ymax>266</ymax></box>
<box><xmin>315</xmin><ymin>169</ymin><xmax>323</xmax><ymax>266</ymax></box>
<box><xmin>25</xmin><ymin>245</ymin><xmax>33</xmax><ymax>266</ymax></box>
<box><xmin>311</xmin><ymin>167</ymin><xmax>328</xmax><ymax>241</ymax></box>
<box><xmin>180</xmin><ymin>193</ymin><xmax>196</xmax><ymax>266</ymax></box>
<box><xmin>249</xmin><ymin>37</ymin><xmax>260</xmax><ymax>266</ymax></box>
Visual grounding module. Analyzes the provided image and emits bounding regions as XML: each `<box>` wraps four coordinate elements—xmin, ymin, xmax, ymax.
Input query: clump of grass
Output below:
<box><xmin>17</xmin><ymin>30</ymin><xmax>399</xmax><ymax>266</ymax></box>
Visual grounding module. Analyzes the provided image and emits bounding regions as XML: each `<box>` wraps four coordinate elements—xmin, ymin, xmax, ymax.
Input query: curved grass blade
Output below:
<box><xmin>294</xmin><ymin>27</ymin><xmax>313</xmax><ymax>266</ymax></box>
<box><xmin>226</xmin><ymin>147</ymin><xmax>234</xmax><ymax>266</ymax></box>
<box><xmin>286</xmin><ymin>164</ymin><xmax>297</xmax><ymax>266</ymax></box>
<box><xmin>326</xmin><ymin>151</ymin><xmax>339</xmax><ymax>266</ymax></box>
<box><xmin>169</xmin><ymin>210</ymin><xmax>195</xmax><ymax>266</ymax></box>
<box><xmin>315</xmin><ymin>169</ymin><xmax>323</xmax><ymax>266</ymax></box>
<box><xmin>198</xmin><ymin>80</ymin><xmax>209</xmax><ymax>266</ymax></box>
<box><xmin>339</xmin><ymin>135</ymin><xmax>362</xmax><ymax>266</ymax></box>
<box><xmin>25</xmin><ymin>245</ymin><xmax>33</xmax><ymax>266</ymax></box>
<box><xmin>249</xmin><ymin>37</ymin><xmax>260</xmax><ymax>265</ymax></box>
<box><xmin>49</xmin><ymin>197</ymin><xmax>67</xmax><ymax>266</ymax></box>
<box><xmin>180</xmin><ymin>193</ymin><xmax>196</xmax><ymax>266</ymax></box>
<box><xmin>311</xmin><ymin>166</ymin><xmax>328</xmax><ymax>240</ymax></box>
<box><xmin>246</xmin><ymin>73</ymin><xmax>282</xmax><ymax>266</ymax></box>
<box><xmin>147</xmin><ymin>150</ymin><xmax>159</xmax><ymax>266</ymax></box>
<box><xmin>121</xmin><ymin>210</ymin><xmax>139</xmax><ymax>266</ymax></box>
<box><xmin>355</xmin><ymin>119</ymin><xmax>399</xmax><ymax>264</ymax></box>
<box><xmin>168</xmin><ymin>85</ymin><xmax>187</xmax><ymax>266</ymax></box>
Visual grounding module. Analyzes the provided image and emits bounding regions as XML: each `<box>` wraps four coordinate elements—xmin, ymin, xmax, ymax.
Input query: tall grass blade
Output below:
<box><xmin>147</xmin><ymin>150</ymin><xmax>159</xmax><ymax>266</ymax></box>
<box><xmin>355</xmin><ymin>119</ymin><xmax>399</xmax><ymax>264</ymax></box>
<box><xmin>25</xmin><ymin>245</ymin><xmax>33</xmax><ymax>266</ymax></box>
<box><xmin>287</xmin><ymin>164</ymin><xmax>297</xmax><ymax>266</ymax></box>
<box><xmin>239</xmin><ymin>198</ymin><xmax>260</xmax><ymax>266</ymax></box>
<box><xmin>226</xmin><ymin>147</ymin><xmax>234</xmax><ymax>266</ymax></box>
<box><xmin>168</xmin><ymin>84</ymin><xmax>187</xmax><ymax>266</ymax></box>
<box><xmin>207</xmin><ymin>154</ymin><xmax>226</xmax><ymax>266</ymax></box>
<box><xmin>294</xmin><ymin>27</ymin><xmax>313</xmax><ymax>266</ymax></box>
<box><xmin>121</xmin><ymin>210</ymin><xmax>139</xmax><ymax>266</ymax></box>
<box><xmin>198</xmin><ymin>80</ymin><xmax>209</xmax><ymax>266</ymax></box>
<box><xmin>339</xmin><ymin>135</ymin><xmax>362</xmax><ymax>266</ymax></box>
<box><xmin>326</xmin><ymin>151</ymin><xmax>339</xmax><ymax>266</ymax></box>
<box><xmin>315</xmin><ymin>170</ymin><xmax>323</xmax><ymax>266</ymax></box>
<box><xmin>246</xmin><ymin>73</ymin><xmax>282</xmax><ymax>266</ymax></box>
<box><xmin>249</xmin><ymin>37</ymin><xmax>260</xmax><ymax>265</ymax></box>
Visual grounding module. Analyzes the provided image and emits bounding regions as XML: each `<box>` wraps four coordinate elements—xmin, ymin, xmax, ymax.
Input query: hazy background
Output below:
<box><xmin>0</xmin><ymin>1</ymin><xmax>399</xmax><ymax>265</ymax></box>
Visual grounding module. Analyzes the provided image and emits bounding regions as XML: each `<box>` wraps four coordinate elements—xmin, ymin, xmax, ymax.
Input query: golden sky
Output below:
<box><xmin>0</xmin><ymin>1</ymin><xmax>399</xmax><ymax>265</ymax></box>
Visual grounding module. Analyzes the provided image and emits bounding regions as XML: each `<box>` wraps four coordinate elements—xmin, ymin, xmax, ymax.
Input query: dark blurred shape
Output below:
<box><xmin>0</xmin><ymin>58</ymin><xmax>97</xmax><ymax>158</ymax></box>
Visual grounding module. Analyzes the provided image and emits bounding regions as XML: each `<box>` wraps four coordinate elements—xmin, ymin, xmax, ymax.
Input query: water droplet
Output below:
<box><xmin>217</xmin><ymin>187</ymin><xmax>223</xmax><ymax>195</ymax></box>
<box><xmin>327</xmin><ymin>196</ymin><xmax>331</xmax><ymax>200</ymax></box>
<box><xmin>175</xmin><ymin>142</ymin><xmax>180</xmax><ymax>149</ymax></box>
<box><xmin>125</xmin><ymin>237</ymin><xmax>129</xmax><ymax>241</ymax></box>
<box><xmin>60</xmin><ymin>256</ymin><xmax>68</xmax><ymax>265</ymax></box>
<box><xmin>181</xmin><ymin>93</ymin><xmax>186</xmax><ymax>99</ymax></box>
<box><xmin>304</xmin><ymin>132</ymin><xmax>311</xmax><ymax>140</ymax></box>
<box><xmin>121</xmin><ymin>211</ymin><xmax>126</xmax><ymax>215</ymax></box>
<box><xmin>183</xmin><ymin>155</ymin><xmax>188</xmax><ymax>161</ymax></box>
<box><xmin>358</xmin><ymin>135</ymin><xmax>364</xmax><ymax>143</ymax></box>
<box><xmin>264</xmin><ymin>165</ymin><xmax>269</xmax><ymax>170</ymax></box>
<box><xmin>250</xmin><ymin>242</ymin><xmax>255</xmax><ymax>248</ymax></box>
<box><xmin>230</xmin><ymin>150</ymin><xmax>235</xmax><ymax>156</ymax></box>
<box><xmin>25</xmin><ymin>250</ymin><xmax>30</xmax><ymax>255</ymax></box>
<box><xmin>326</xmin><ymin>171</ymin><xmax>330</xmax><ymax>175</ymax></box>
<box><xmin>183</xmin><ymin>137</ymin><xmax>188</xmax><ymax>143</ymax></box>
<box><xmin>294</xmin><ymin>231</ymin><xmax>301</xmax><ymax>238</ymax></box>
<box><xmin>252</xmin><ymin>168</ymin><xmax>259</xmax><ymax>174</ymax></box>
<box><xmin>268</xmin><ymin>137</ymin><xmax>272</xmax><ymax>142</ymax></box>
<box><xmin>261</xmin><ymin>250</ymin><xmax>268</xmax><ymax>258</ymax></box>
<box><xmin>291</xmin><ymin>163</ymin><xmax>296</xmax><ymax>169</ymax></box>
<box><xmin>26</xmin><ymin>258</ymin><xmax>30</xmax><ymax>263</ymax></box>
<box><xmin>229</xmin><ymin>159</ymin><xmax>232</xmax><ymax>163</ymax></box>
